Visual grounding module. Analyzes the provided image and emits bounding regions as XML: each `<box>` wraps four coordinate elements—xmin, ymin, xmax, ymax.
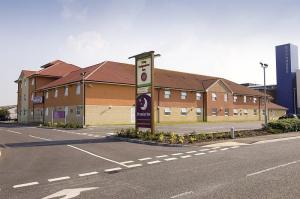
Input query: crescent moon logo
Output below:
<box><xmin>141</xmin><ymin>97</ymin><xmax>148</xmax><ymax>111</ymax></box>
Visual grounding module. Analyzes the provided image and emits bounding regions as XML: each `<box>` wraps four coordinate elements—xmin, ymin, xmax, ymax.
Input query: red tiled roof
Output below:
<box><xmin>264</xmin><ymin>102</ymin><xmax>288</xmax><ymax>110</ymax></box>
<box><xmin>15</xmin><ymin>70</ymin><xmax>37</xmax><ymax>82</ymax></box>
<box><xmin>37</xmin><ymin>61</ymin><xmax>265</xmax><ymax>97</ymax></box>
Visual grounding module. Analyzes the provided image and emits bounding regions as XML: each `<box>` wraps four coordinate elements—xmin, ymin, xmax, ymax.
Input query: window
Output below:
<box><xmin>31</xmin><ymin>93</ymin><xmax>34</xmax><ymax>101</ymax></box>
<box><xmin>54</xmin><ymin>89</ymin><xmax>58</xmax><ymax>98</ymax></box>
<box><xmin>181</xmin><ymin>108</ymin><xmax>188</xmax><ymax>115</ymax></box>
<box><xmin>225</xmin><ymin>108</ymin><xmax>229</xmax><ymax>116</ymax></box>
<box><xmin>45</xmin><ymin>91</ymin><xmax>49</xmax><ymax>99</ymax></box>
<box><xmin>253</xmin><ymin>97</ymin><xmax>257</xmax><ymax>104</ymax></box>
<box><xmin>181</xmin><ymin>91</ymin><xmax>187</xmax><ymax>100</ymax></box>
<box><xmin>64</xmin><ymin>86</ymin><xmax>69</xmax><ymax>96</ymax></box>
<box><xmin>262</xmin><ymin>110</ymin><xmax>266</xmax><ymax>115</ymax></box>
<box><xmin>76</xmin><ymin>106</ymin><xmax>81</xmax><ymax>116</ymax></box>
<box><xmin>45</xmin><ymin>108</ymin><xmax>49</xmax><ymax>116</ymax></box>
<box><xmin>212</xmin><ymin>108</ymin><xmax>218</xmax><ymax>116</ymax></box>
<box><xmin>243</xmin><ymin>96</ymin><xmax>247</xmax><ymax>103</ymax></box>
<box><xmin>164</xmin><ymin>107</ymin><xmax>171</xmax><ymax>115</ymax></box>
<box><xmin>212</xmin><ymin>93</ymin><xmax>217</xmax><ymax>101</ymax></box>
<box><xmin>196</xmin><ymin>108</ymin><xmax>202</xmax><ymax>116</ymax></box>
<box><xmin>196</xmin><ymin>92</ymin><xmax>202</xmax><ymax>100</ymax></box>
<box><xmin>233</xmin><ymin>96</ymin><xmax>237</xmax><ymax>102</ymax></box>
<box><xmin>164</xmin><ymin>90</ymin><xmax>171</xmax><ymax>99</ymax></box>
<box><xmin>253</xmin><ymin>109</ymin><xmax>257</xmax><ymax>115</ymax></box>
<box><xmin>224</xmin><ymin>93</ymin><xmax>228</xmax><ymax>102</ymax></box>
<box><xmin>31</xmin><ymin>78</ymin><xmax>35</xmax><ymax>86</ymax></box>
<box><xmin>244</xmin><ymin>109</ymin><xmax>248</xmax><ymax>115</ymax></box>
<box><xmin>76</xmin><ymin>84</ymin><xmax>81</xmax><ymax>95</ymax></box>
<box><xmin>233</xmin><ymin>109</ymin><xmax>238</xmax><ymax>116</ymax></box>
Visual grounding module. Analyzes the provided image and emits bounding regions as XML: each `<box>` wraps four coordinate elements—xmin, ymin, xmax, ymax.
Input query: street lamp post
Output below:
<box><xmin>260</xmin><ymin>62</ymin><xmax>268</xmax><ymax>127</ymax></box>
<box><xmin>80</xmin><ymin>72</ymin><xmax>86</xmax><ymax>128</ymax></box>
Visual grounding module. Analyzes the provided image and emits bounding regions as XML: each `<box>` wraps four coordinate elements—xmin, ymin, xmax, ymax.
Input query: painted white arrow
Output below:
<box><xmin>42</xmin><ymin>187</ymin><xmax>99</xmax><ymax>199</ymax></box>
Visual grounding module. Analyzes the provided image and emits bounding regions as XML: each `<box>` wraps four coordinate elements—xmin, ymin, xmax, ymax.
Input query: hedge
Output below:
<box><xmin>267</xmin><ymin>118</ymin><xmax>300</xmax><ymax>133</ymax></box>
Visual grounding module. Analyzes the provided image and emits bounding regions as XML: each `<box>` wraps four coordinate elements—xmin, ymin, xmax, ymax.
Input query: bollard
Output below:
<box><xmin>230</xmin><ymin>127</ymin><xmax>235</xmax><ymax>139</ymax></box>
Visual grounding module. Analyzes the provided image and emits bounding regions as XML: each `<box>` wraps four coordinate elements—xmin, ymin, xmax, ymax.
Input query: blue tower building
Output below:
<box><xmin>276</xmin><ymin>43</ymin><xmax>299</xmax><ymax>114</ymax></box>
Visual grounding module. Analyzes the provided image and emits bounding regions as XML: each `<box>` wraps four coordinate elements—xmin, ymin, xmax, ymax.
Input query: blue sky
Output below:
<box><xmin>1</xmin><ymin>0</ymin><xmax>300</xmax><ymax>105</ymax></box>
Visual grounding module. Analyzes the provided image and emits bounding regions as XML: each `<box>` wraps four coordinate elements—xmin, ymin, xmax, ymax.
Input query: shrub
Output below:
<box><xmin>169</xmin><ymin>132</ymin><xmax>177</xmax><ymax>144</ymax></box>
<box><xmin>177</xmin><ymin>135</ymin><xmax>185</xmax><ymax>144</ymax></box>
<box><xmin>158</xmin><ymin>133</ymin><xmax>164</xmax><ymax>142</ymax></box>
<box><xmin>268</xmin><ymin>118</ymin><xmax>300</xmax><ymax>133</ymax></box>
<box><xmin>188</xmin><ymin>134</ymin><xmax>197</xmax><ymax>143</ymax></box>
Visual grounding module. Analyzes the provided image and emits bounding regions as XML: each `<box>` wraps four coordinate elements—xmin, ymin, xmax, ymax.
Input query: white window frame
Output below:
<box><xmin>253</xmin><ymin>97</ymin><xmax>257</xmax><ymax>104</ymax></box>
<box><xmin>31</xmin><ymin>93</ymin><xmax>34</xmax><ymax>101</ymax></box>
<box><xmin>253</xmin><ymin>109</ymin><xmax>257</xmax><ymax>115</ymax></box>
<box><xmin>76</xmin><ymin>106</ymin><xmax>81</xmax><ymax>116</ymax></box>
<box><xmin>76</xmin><ymin>84</ymin><xmax>81</xmax><ymax>95</ymax></box>
<box><xmin>233</xmin><ymin>109</ymin><xmax>238</xmax><ymax>116</ymax></box>
<box><xmin>65</xmin><ymin>106</ymin><xmax>69</xmax><ymax>116</ymax></box>
<box><xmin>164</xmin><ymin>90</ymin><xmax>171</xmax><ymax>99</ymax></box>
<box><xmin>164</xmin><ymin>107</ymin><xmax>171</xmax><ymax>115</ymax></box>
<box><xmin>181</xmin><ymin>91</ymin><xmax>187</xmax><ymax>100</ymax></box>
<box><xmin>45</xmin><ymin>108</ymin><xmax>49</xmax><ymax>116</ymax></box>
<box><xmin>212</xmin><ymin>93</ymin><xmax>217</xmax><ymax>101</ymax></box>
<box><xmin>181</xmin><ymin>108</ymin><xmax>188</xmax><ymax>116</ymax></box>
<box><xmin>224</xmin><ymin>93</ymin><xmax>228</xmax><ymax>102</ymax></box>
<box><xmin>196</xmin><ymin>108</ymin><xmax>202</xmax><ymax>116</ymax></box>
<box><xmin>64</xmin><ymin>86</ymin><xmax>69</xmax><ymax>96</ymax></box>
<box><xmin>225</xmin><ymin>108</ymin><xmax>229</xmax><ymax>116</ymax></box>
<box><xmin>196</xmin><ymin>92</ymin><xmax>202</xmax><ymax>100</ymax></box>
<box><xmin>31</xmin><ymin>78</ymin><xmax>35</xmax><ymax>86</ymax></box>
<box><xmin>244</xmin><ymin>96</ymin><xmax>247</xmax><ymax>103</ymax></box>
<box><xmin>244</xmin><ymin>109</ymin><xmax>248</xmax><ymax>115</ymax></box>
<box><xmin>54</xmin><ymin>89</ymin><xmax>58</xmax><ymax>98</ymax></box>
<box><xmin>45</xmin><ymin>91</ymin><xmax>49</xmax><ymax>99</ymax></box>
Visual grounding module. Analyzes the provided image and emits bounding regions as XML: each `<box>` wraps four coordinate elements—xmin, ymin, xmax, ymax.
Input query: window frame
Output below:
<box><xmin>76</xmin><ymin>84</ymin><xmax>81</xmax><ymax>95</ymax></box>
<box><xmin>64</xmin><ymin>86</ymin><xmax>69</xmax><ymax>96</ymax></box>
<box><xmin>54</xmin><ymin>89</ymin><xmax>58</xmax><ymax>98</ymax></box>
<box><xmin>180</xmin><ymin>91</ymin><xmax>187</xmax><ymax>100</ymax></box>
<box><xmin>196</xmin><ymin>108</ymin><xmax>202</xmax><ymax>116</ymax></box>
<box><xmin>212</xmin><ymin>93</ymin><xmax>217</xmax><ymax>101</ymax></box>
<box><xmin>224</xmin><ymin>93</ymin><xmax>228</xmax><ymax>102</ymax></box>
<box><xmin>211</xmin><ymin>108</ymin><xmax>218</xmax><ymax>116</ymax></box>
<box><xmin>164</xmin><ymin>90</ymin><xmax>171</xmax><ymax>99</ymax></box>
<box><xmin>181</xmin><ymin>108</ymin><xmax>188</xmax><ymax>116</ymax></box>
<box><xmin>196</xmin><ymin>92</ymin><xmax>202</xmax><ymax>100</ymax></box>
<box><xmin>164</xmin><ymin>107</ymin><xmax>171</xmax><ymax>115</ymax></box>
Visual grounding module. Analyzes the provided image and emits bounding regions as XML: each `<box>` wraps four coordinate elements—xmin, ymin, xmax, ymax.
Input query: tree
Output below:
<box><xmin>0</xmin><ymin>109</ymin><xmax>9</xmax><ymax>121</ymax></box>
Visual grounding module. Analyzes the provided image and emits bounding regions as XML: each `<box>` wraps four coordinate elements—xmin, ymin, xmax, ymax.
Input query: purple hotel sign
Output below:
<box><xmin>136</xmin><ymin>94</ymin><xmax>152</xmax><ymax>128</ymax></box>
<box><xmin>53</xmin><ymin>111</ymin><xmax>65</xmax><ymax>119</ymax></box>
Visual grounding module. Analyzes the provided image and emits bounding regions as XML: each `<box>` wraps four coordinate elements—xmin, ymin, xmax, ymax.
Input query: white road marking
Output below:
<box><xmin>156</xmin><ymin>155</ymin><xmax>168</xmax><ymax>158</ymax></box>
<box><xmin>247</xmin><ymin>160</ymin><xmax>300</xmax><ymax>177</ymax></box>
<box><xmin>48</xmin><ymin>176</ymin><xmax>70</xmax><ymax>182</ymax></box>
<box><xmin>67</xmin><ymin>145</ymin><xmax>128</xmax><ymax>167</ymax></box>
<box><xmin>13</xmin><ymin>182</ymin><xmax>39</xmax><ymax>188</ymax></box>
<box><xmin>181</xmin><ymin>155</ymin><xmax>192</xmax><ymax>159</ymax></box>
<box><xmin>208</xmin><ymin>150</ymin><xmax>217</xmax><ymax>153</ymax></box>
<box><xmin>186</xmin><ymin>151</ymin><xmax>197</xmax><ymax>154</ymax></box>
<box><xmin>211</xmin><ymin>147</ymin><xmax>221</xmax><ymax>149</ymax></box>
<box><xmin>170</xmin><ymin>191</ymin><xmax>194</xmax><ymax>198</ymax></box>
<box><xmin>6</xmin><ymin>130</ymin><xmax>22</xmax><ymax>135</ymax></box>
<box><xmin>104</xmin><ymin>167</ymin><xmax>122</xmax><ymax>173</ymax></box>
<box><xmin>78</xmin><ymin>171</ymin><xmax>99</xmax><ymax>177</ymax></box>
<box><xmin>120</xmin><ymin>161</ymin><xmax>134</xmax><ymax>164</ymax></box>
<box><xmin>171</xmin><ymin>153</ymin><xmax>183</xmax><ymax>156</ymax></box>
<box><xmin>254</xmin><ymin>136</ymin><xmax>300</xmax><ymax>144</ymax></box>
<box><xmin>42</xmin><ymin>187</ymin><xmax>99</xmax><ymax>199</ymax></box>
<box><xmin>139</xmin><ymin>157</ymin><xmax>152</xmax><ymax>161</ymax></box>
<box><xmin>147</xmin><ymin>160</ymin><xmax>161</xmax><ymax>164</ymax></box>
<box><xmin>194</xmin><ymin>152</ymin><xmax>205</xmax><ymax>156</ymax></box>
<box><xmin>127</xmin><ymin>164</ymin><xmax>142</xmax><ymax>168</ymax></box>
<box><xmin>29</xmin><ymin>135</ymin><xmax>51</xmax><ymax>141</ymax></box>
<box><xmin>230</xmin><ymin>146</ymin><xmax>240</xmax><ymax>149</ymax></box>
<box><xmin>221</xmin><ymin>148</ymin><xmax>229</xmax><ymax>151</ymax></box>
<box><xmin>165</xmin><ymin>157</ymin><xmax>178</xmax><ymax>161</ymax></box>
<box><xmin>199</xmin><ymin>149</ymin><xmax>210</xmax><ymax>152</ymax></box>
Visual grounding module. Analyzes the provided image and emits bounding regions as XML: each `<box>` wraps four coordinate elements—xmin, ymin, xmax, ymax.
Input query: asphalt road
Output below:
<box><xmin>1</xmin><ymin>125</ymin><xmax>300</xmax><ymax>198</ymax></box>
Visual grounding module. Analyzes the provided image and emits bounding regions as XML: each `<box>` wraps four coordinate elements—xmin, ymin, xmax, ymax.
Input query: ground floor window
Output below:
<box><xmin>196</xmin><ymin>108</ymin><xmax>202</xmax><ymax>116</ymax></box>
<box><xmin>164</xmin><ymin>107</ymin><xmax>171</xmax><ymax>115</ymax></box>
<box><xmin>212</xmin><ymin>108</ymin><xmax>218</xmax><ymax>116</ymax></box>
<box><xmin>225</xmin><ymin>108</ymin><xmax>229</xmax><ymax>116</ymax></box>
<box><xmin>76</xmin><ymin>106</ymin><xmax>82</xmax><ymax>116</ymax></box>
<box><xmin>244</xmin><ymin>109</ymin><xmax>248</xmax><ymax>115</ymax></box>
<box><xmin>45</xmin><ymin>108</ymin><xmax>49</xmax><ymax>116</ymax></box>
<box><xmin>233</xmin><ymin>109</ymin><xmax>238</xmax><ymax>116</ymax></box>
<box><xmin>181</xmin><ymin>108</ymin><xmax>188</xmax><ymax>116</ymax></box>
<box><xmin>253</xmin><ymin>109</ymin><xmax>257</xmax><ymax>115</ymax></box>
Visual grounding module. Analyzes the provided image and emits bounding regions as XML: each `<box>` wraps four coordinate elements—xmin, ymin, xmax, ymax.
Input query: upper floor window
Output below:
<box><xmin>243</xmin><ymin>96</ymin><xmax>247</xmax><ymax>103</ymax></box>
<box><xmin>54</xmin><ymin>89</ymin><xmax>58</xmax><ymax>98</ymax></box>
<box><xmin>76</xmin><ymin>84</ymin><xmax>81</xmax><ymax>95</ymax></box>
<box><xmin>253</xmin><ymin>97</ymin><xmax>257</xmax><ymax>104</ymax></box>
<box><xmin>45</xmin><ymin>91</ymin><xmax>49</xmax><ymax>99</ymax></box>
<box><xmin>181</xmin><ymin>108</ymin><xmax>188</xmax><ymax>115</ymax></box>
<box><xmin>196</xmin><ymin>92</ymin><xmax>202</xmax><ymax>100</ymax></box>
<box><xmin>212</xmin><ymin>93</ymin><xmax>217</xmax><ymax>101</ymax></box>
<box><xmin>164</xmin><ymin>90</ymin><xmax>171</xmax><ymax>99</ymax></box>
<box><xmin>31</xmin><ymin>78</ymin><xmax>35</xmax><ymax>86</ymax></box>
<box><xmin>181</xmin><ymin>91</ymin><xmax>187</xmax><ymax>100</ymax></box>
<box><xmin>64</xmin><ymin>86</ymin><xmax>69</xmax><ymax>96</ymax></box>
<box><xmin>233</xmin><ymin>96</ymin><xmax>237</xmax><ymax>102</ymax></box>
<box><xmin>224</xmin><ymin>93</ymin><xmax>228</xmax><ymax>102</ymax></box>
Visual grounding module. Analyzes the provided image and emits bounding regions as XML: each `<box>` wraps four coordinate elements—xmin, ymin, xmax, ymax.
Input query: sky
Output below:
<box><xmin>1</xmin><ymin>0</ymin><xmax>300</xmax><ymax>105</ymax></box>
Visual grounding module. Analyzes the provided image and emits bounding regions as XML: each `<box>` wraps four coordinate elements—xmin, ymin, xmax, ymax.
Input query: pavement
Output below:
<box><xmin>1</xmin><ymin>124</ymin><xmax>300</xmax><ymax>198</ymax></box>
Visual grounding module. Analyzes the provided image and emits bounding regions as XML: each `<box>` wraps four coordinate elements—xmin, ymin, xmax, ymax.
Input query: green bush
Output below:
<box><xmin>177</xmin><ymin>135</ymin><xmax>185</xmax><ymax>144</ymax></box>
<box><xmin>169</xmin><ymin>132</ymin><xmax>177</xmax><ymax>144</ymax></box>
<box><xmin>268</xmin><ymin>118</ymin><xmax>300</xmax><ymax>133</ymax></box>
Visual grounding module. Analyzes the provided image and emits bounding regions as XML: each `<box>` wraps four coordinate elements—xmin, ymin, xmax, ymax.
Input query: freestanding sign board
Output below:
<box><xmin>129</xmin><ymin>51</ymin><xmax>159</xmax><ymax>133</ymax></box>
